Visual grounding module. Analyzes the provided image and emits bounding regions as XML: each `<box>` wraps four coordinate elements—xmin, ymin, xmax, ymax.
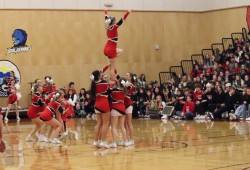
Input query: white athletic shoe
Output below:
<box><xmin>4</xmin><ymin>117</ymin><xmax>8</xmax><ymax>121</ymax></box>
<box><xmin>52</xmin><ymin>138</ymin><xmax>62</xmax><ymax>144</ymax></box>
<box><xmin>194</xmin><ymin>115</ymin><xmax>200</xmax><ymax>120</ymax></box>
<box><xmin>26</xmin><ymin>135</ymin><xmax>36</xmax><ymax>142</ymax></box>
<box><xmin>46</xmin><ymin>138</ymin><xmax>53</xmax><ymax>143</ymax></box>
<box><xmin>245</xmin><ymin>117</ymin><xmax>250</xmax><ymax>121</ymax></box>
<box><xmin>16</xmin><ymin>117</ymin><xmax>21</xmax><ymax>121</ymax></box>
<box><xmin>98</xmin><ymin>141</ymin><xmax>109</xmax><ymax>149</ymax></box>
<box><xmin>117</xmin><ymin>141</ymin><xmax>125</xmax><ymax>146</ymax></box>
<box><xmin>124</xmin><ymin>141</ymin><xmax>131</xmax><ymax>147</ymax></box>
<box><xmin>38</xmin><ymin>135</ymin><xmax>48</xmax><ymax>142</ymax></box>
<box><xmin>109</xmin><ymin>142</ymin><xmax>117</xmax><ymax>148</ymax></box>
<box><xmin>161</xmin><ymin>114</ymin><xmax>167</xmax><ymax>119</ymax></box>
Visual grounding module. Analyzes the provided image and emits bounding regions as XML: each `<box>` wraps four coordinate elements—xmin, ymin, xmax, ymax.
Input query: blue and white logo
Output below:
<box><xmin>7</xmin><ymin>29</ymin><xmax>32</xmax><ymax>54</ymax></box>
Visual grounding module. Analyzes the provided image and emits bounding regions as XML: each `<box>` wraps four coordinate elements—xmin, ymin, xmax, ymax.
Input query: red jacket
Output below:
<box><xmin>193</xmin><ymin>91</ymin><xmax>203</xmax><ymax>102</ymax></box>
<box><xmin>182</xmin><ymin>101</ymin><xmax>195</xmax><ymax>114</ymax></box>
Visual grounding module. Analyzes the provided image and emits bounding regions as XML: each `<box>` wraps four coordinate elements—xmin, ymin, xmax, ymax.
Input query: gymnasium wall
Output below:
<box><xmin>0</xmin><ymin>0</ymin><xmax>250</xmax><ymax>12</ymax></box>
<box><xmin>0</xmin><ymin>7</ymin><xmax>248</xmax><ymax>108</ymax></box>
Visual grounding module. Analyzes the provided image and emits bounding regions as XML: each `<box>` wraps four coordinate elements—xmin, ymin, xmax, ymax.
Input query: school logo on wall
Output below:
<box><xmin>7</xmin><ymin>29</ymin><xmax>32</xmax><ymax>54</ymax></box>
<box><xmin>0</xmin><ymin>60</ymin><xmax>21</xmax><ymax>97</ymax></box>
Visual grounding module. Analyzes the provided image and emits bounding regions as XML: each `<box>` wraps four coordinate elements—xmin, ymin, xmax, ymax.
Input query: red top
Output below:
<box><xmin>47</xmin><ymin>100</ymin><xmax>63</xmax><ymax>115</ymax></box>
<box><xmin>95</xmin><ymin>80</ymin><xmax>109</xmax><ymax>96</ymax></box>
<box><xmin>43</xmin><ymin>84</ymin><xmax>56</xmax><ymax>94</ymax></box>
<box><xmin>6</xmin><ymin>76</ymin><xmax>17</xmax><ymax>88</ymax></box>
<box><xmin>193</xmin><ymin>91</ymin><xmax>203</xmax><ymax>102</ymax></box>
<box><xmin>182</xmin><ymin>101</ymin><xmax>195</xmax><ymax>114</ymax></box>
<box><xmin>105</xmin><ymin>9</ymin><xmax>129</xmax><ymax>42</ymax></box>
<box><xmin>124</xmin><ymin>83</ymin><xmax>135</xmax><ymax>107</ymax></box>
<box><xmin>8</xmin><ymin>86</ymin><xmax>16</xmax><ymax>95</ymax></box>
<box><xmin>31</xmin><ymin>92</ymin><xmax>45</xmax><ymax>107</ymax></box>
<box><xmin>111</xmin><ymin>88</ymin><xmax>126</xmax><ymax>114</ymax></box>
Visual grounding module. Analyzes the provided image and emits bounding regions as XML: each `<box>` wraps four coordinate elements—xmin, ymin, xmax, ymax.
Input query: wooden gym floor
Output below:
<box><xmin>0</xmin><ymin>118</ymin><xmax>250</xmax><ymax>170</ymax></box>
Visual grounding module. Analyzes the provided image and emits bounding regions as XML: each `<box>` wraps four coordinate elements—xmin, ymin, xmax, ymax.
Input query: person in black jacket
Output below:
<box><xmin>212</xmin><ymin>86</ymin><xmax>240</xmax><ymax>119</ymax></box>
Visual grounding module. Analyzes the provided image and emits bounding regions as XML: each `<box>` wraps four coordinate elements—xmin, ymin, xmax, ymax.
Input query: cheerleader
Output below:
<box><xmin>39</xmin><ymin>91</ymin><xmax>64</xmax><ymax>144</ymax></box>
<box><xmin>43</xmin><ymin>76</ymin><xmax>56</xmax><ymax>104</ymax></box>
<box><xmin>90</xmin><ymin>70</ymin><xmax>110</xmax><ymax>148</ymax></box>
<box><xmin>31</xmin><ymin>79</ymin><xmax>42</xmax><ymax>94</ymax></box>
<box><xmin>4</xmin><ymin>79</ymin><xmax>21</xmax><ymax>121</ymax></box>
<box><xmin>109</xmin><ymin>77</ymin><xmax>129</xmax><ymax>148</ymax></box>
<box><xmin>59</xmin><ymin>88</ymin><xmax>68</xmax><ymax>135</ymax></box>
<box><xmin>26</xmin><ymin>83</ymin><xmax>47</xmax><ymax>142</ymax></box>
<box><xmin>104</xmin><ymin>9</ymin><xmax>132</xmax><ymax>81</ymax></box>
<box><xmin>124</xmin><ymin>73</ymin><xmax>135</xmax><ymax>145</ymax></box>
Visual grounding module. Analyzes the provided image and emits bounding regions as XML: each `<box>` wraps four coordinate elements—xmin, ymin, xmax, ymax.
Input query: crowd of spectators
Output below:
<box><xmin>70</xmin><ymin>37</ymin><xmax>250</xmax><ymax>121</ymax></box>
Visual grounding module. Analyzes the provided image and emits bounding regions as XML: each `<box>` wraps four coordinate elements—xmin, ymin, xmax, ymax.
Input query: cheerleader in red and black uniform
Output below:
<box><xmin>4</xmin><ymin>79</ymin><xmax>20</xmax><ymax>121</ymax></box>
<box><xmin>39</xmin><ymin>91</ymin><xmax>64</xmax><ymax>144</ymax></box>
<box><xmin>43</xmin><ymin>76</ymin><xmax>56</xmax><ymax>104</ymax></box>
<box><xmin>90</xmin><ymin>70</ymin><xmax>110</xmax><ymax>148</ymax></box>
<box><xmin>109</xmin><ymin>77</ymin><xmax>129</xmax><ymax>148</ymax></box>
<box><xmin>124</xmin><ymin>72</ymin><xmax>136</xmax><ymax>145</ymax></box>
<box><xmin>26</xmin><ymin>83</ymin><xmax>47</xmax><ymax>142</ymax></box>
<box><xmin>104</xmin><ymin>9</ymin><xmax>132</xmax><ymax>81</ymax></box>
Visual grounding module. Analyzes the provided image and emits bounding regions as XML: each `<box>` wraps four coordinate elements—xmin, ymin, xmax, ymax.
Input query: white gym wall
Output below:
<box><xmin>0</xmin><ymin>0</ymin><xmax>249</xmax><ymax>11</ymax></box>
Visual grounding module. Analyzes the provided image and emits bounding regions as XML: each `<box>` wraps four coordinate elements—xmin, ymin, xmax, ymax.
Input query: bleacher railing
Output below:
<box><xmin>191</xmin><ymin>54</ymin><xmax>203</xmax><ymax>63</ymax></box>
<box><xmin>242</xmin><ymin>28</ymin><xmax>249</xmax><ymax>42</ymax></box>
<box><xmin>181</xmin><ymin>60</ymin><xmax>193</xmax><ymax>75</ymax></box>
<box><xmin>170</xmin><ymin>66</ymin><xmax>183</xmax><ymax>76</ymax></box>
<box><xmin>222</xmin><ymin>38</ymin><xmax>233</xmax><ymax>51</ymax></box>
<box><xmin>211</xmin><ymin>43</ymin><xmax>224</xmax><ymax>55</ymax></box>
<box><xmin>159</xmin><ymin>72</ymin><xmax>171</xmax><ymax>84</ymax></box>
<box><xmin>202</xmin><ymin>49</ymin><xmax>213</xmax><ymax>58</ymax></box>
<box><xmin>159</xmin><ymin>28</ymin><xmax>248</xmax><ymax>85</ymax></box>
<box><xmin>231</xmin><ymin>32</ymin><xmax>243</xmax><ymax>41</ymax></box>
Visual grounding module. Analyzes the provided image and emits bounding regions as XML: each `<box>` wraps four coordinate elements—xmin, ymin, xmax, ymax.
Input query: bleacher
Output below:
<box><xmin>159</xmin><ymin>28</ymin><xmax>249</xmax><ymax>84</ymax></box>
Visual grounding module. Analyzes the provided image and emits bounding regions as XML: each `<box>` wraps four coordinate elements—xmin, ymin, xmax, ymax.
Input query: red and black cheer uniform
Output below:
<box><xmin>110</xmin><ymin>88</ymin><xmax>126</xmax><ymax>115</ymax></box>
<box><xmin>5</xmin><ymin>76</ymin><xmax>18</xmax><ymax>88</ymax></box>
<box><xmin>27</xmin><ymin>92</ymin><xmax>46</xmax><ymax>119</ymax></box>
<box><xmin>43</xmin><ymin>84</ymin><xmax>56</xmax><ymax>104</ymax></box>
<box><xmin>8</xmin><ymin>86</ymin><xmax>17</xmax><ymax>104</ymax></box>
<box><xmin>124</xmin><ymin>83</ymin><xmax>135</xmax><ymax>109</ymax></box>
<box><xmin>40</xmin><ymin>100</ymin><xmax>64</xmax><ymax>121</ymax></box>
<box><xmin>104</xmin><ymin>9</ymin><xmax>130</xmax><ymax>58</ymax></box>
<box><xmin>94</xmin><ymin>80</ymin><xmax>110</xmax><ymax>113</ymax></box>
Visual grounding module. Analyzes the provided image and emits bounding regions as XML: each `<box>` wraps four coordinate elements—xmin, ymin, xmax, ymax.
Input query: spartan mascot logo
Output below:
<box><xmin>7</xmin><ymin>29</ymin><xmax>32</xmax><ymax>54</ymax></box>
<box><xmin>12</xmin><ymin>29</ymin><xmax>28</xmax><ymax>47</ymax></box>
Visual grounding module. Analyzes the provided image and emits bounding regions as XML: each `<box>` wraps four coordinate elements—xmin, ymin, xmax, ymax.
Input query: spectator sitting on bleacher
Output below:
<box><xmin>152</xmin><ymin>87</ymin><xmax>164</xmax><ymax>102</ymax></box>
<box><xmin>180</xmin><ymin>96</ymin><xmax>195</xmax><ymax>120</ymax></box>
<box><xmin>193</xmin><ymin>84</ymin><xmax>207</xmax><ymax>119</ymax></box>
<box><xmin>229</xmin><ymin>87</ymin><xmax>250</xmax><ymax>120</ymax></box>
<box><xmin>136</xmin><ymin>88</ymin><xmax>147</xmax><ymax>117</ymax></box>
<box><xmin>211</xmin><ymin>86</ymin><xmax>240</xmax><ymax>120</ymax></box>
<box><xmin>151</xmin><ymin>95</ymin><xmax>166</xmax><ymax>112</ymax></box>
<box><xmin>190</xmin><ymin>65</ymin><xmax>202</xmax><ymax>77</ymax></box>
<box><xmin>163</xmin><ymin>88</ymin><xmax>172</xmax><ymax>105</ymax></box>
<box><xmin>244</xmin><ymin>75</ymin><xmax>250</xmax><ymax>87</ymax></box>
<box><xmin>138</xmin><ymin>74</ymin><xmax>147</xmax><ymax>88</ymax></box>
<box><xmin>233</xmin><ymin>74</ymin><xmax>244</xmax><ymax>90</ymax></box>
